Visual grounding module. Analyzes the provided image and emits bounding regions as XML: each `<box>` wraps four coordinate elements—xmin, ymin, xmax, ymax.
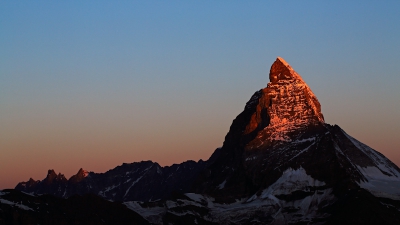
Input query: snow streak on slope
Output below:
<box><xmin>124</xmin><ymin>176</ymin><xmax>143</xmax><ymax>198</ymax></box>
<box><xmin>0</xmin><ymin>191</ymin><xmax>34</xmax><ymax>211</ymax></box>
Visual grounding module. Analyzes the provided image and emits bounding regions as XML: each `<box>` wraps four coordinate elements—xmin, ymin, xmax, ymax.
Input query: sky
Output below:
<box><xmin>1</xmin><ymin>1</ymin><xmax>400</xmax><ymax>189</ymax></box>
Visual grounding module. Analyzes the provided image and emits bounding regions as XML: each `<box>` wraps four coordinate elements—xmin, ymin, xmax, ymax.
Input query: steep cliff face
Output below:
<box><xmin>245</xmin><ymin>57</ymin><xmax>324</xmax><ymax>150</ymax></box>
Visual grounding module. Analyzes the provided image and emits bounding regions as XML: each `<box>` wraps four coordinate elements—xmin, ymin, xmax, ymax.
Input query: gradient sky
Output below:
<box><xmin>1</xmin><ymin>1</ymin><xmax>400</xmax><ymax>189</ymax></box>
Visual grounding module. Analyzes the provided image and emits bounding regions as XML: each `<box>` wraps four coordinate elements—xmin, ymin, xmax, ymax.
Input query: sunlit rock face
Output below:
<box><xmin>69</xmin><ymin>168</ymin><xmax>89</xmax><ymax>184</ymax></box>
<box><xmin>244</xmin><ymin>57</ymin><xmax>324</xmax><ymax>150</ymax></box>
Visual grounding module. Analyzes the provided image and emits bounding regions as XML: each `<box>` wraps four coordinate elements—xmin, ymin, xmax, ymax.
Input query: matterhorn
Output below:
<box><xmin>8</xmin><ymin>57</ymin><xmax>400</xmax><ymax>225</ymax></box>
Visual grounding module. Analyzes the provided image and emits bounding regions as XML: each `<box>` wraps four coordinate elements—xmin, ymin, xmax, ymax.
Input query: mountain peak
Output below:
<box><xmin>270</xmin><ymin>57</ymin><xmax>303</xmax><ymax>83</ymax></box>
<box><xmin>76</xmin><ymin>168</ymin><xmax>89</xmax><ymax>178</ymax></box>
<box><xmin>67</xmin><ymin>168</ymin><xmax>89</xmax><ymax>184</ymax></box>
<box><xmin>244</xmin><ymin>57</ymin><xmax>324</xmax><ymax>149</ymax></box>
<box><xmin>46</xmin><ymin>170</ymin><xmax>66</xmax><ymax>179</ymax></box>
<box><xmin>47</xmin><ymin>169</ymin><xmax>56</xmax><ymax>177</ymax></box>
<box><xmin>275</xmin><ymin>56</ymin><xmax>291</xmax><ymax>69</ymax></box>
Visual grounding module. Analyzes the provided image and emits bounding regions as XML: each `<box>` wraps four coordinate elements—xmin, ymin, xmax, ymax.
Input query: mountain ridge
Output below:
<box><xmin>16</xmin><ymin>160</ymin><xmax>207</xmax><ymax>202</ymax></box>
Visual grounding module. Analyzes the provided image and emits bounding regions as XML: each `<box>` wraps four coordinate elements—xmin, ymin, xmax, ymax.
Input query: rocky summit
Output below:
<box><xmin>245</xmin><ymin>57</ymin><xmax>324</xmax><ymax>150</ymax></box>
<box><xmin>11</xmin><ymin>57</ymin><xmax>400</xmax><ymax>225</ymax></box>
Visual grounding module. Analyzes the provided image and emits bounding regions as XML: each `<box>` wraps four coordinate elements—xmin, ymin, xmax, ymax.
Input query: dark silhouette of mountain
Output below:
<box><xmin>16</xmin><ymin>160</ymin><xmax>206</xmax><ymax>202</ymax></box>
<box><xmin>0</xmin><ymin>189</ymin><xmax>149</xmax><ymax>225</ymax></box>
<box><xmin>12</xmin><ymin>57</ymin><xmax>400</xmax><ymax>224</ymax></box>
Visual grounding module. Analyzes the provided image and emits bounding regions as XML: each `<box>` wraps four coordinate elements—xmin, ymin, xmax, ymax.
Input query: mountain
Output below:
<box><xmin>16</xmin><ymin>160</ymin><xmax>206</xmax><ymax>202</ymax></box>
<box><xmin>192</xmin><ymin>57</ymin><xmax>400</xmax><ymax>202</ymax></box>
<box><xmin>12</xmin><ymin>57</ymin><xmax>400</xmax><ymax>224</ymax></box>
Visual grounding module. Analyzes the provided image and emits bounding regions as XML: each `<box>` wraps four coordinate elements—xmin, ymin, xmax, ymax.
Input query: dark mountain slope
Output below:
<box><xmin>0</xmin><ymin>189</ymin><xmax>149</xmax><ymax>225</ymax></box>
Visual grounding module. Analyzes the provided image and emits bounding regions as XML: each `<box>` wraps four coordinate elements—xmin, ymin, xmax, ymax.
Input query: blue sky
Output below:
<box><xmin>1</xmin><ymin>1</ymin><xmax>400</xmax><ymax>189</ymax></box>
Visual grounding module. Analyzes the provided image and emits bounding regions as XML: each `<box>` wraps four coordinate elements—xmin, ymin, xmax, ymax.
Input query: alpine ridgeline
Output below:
<box><xmin>14</xmin><ymin>57</ymin><xmax>400</xmax><ymax>225</ymax></box>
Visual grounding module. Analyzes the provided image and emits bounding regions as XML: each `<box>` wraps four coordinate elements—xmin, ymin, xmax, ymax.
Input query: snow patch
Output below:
<box><xmin>358</xmin><ymin>166</ymin><xmax>400</xmax><ymax>199</ymax></box>
<box><xmin>291</xmin><ymin>137</ymin><xmax>316</xmax><ymax>144</ymax></box>
<box><xmin>218</xmin><ymin>180</ymin><xmax>226</xmax><ymax>190</ymax></box>
<box><xmin>288</xmin><ymin>142</ymin><xmax>315</xmax><ymax>162</ymax></box>
<box><xmin>344</xmin><ymin>131</ymin><xmax>400</xmax><ymax>178</ymax></box>
<box><xmin>260</xmin><ymin>167</ymin><xmax>325</xmax><ymax>199</ymax></box>
<box><xmin>124</xmin><ymin>178</ymin><xmax>132</xmax><ymax>184</ymax></box>
<box><xmin>124</xmin><ymin>201</ymin><xmax>165</xmax><ymax>224</ymax></box>
<box><xmin>126</xmin><ymin>187</ymin><xmax>335</xmax><ymax>225</ymax></box>
<box><xmin>0</xmin><ymin>199</ymin><xmax>34</xmax><ymax>211</ymax></box>
<box><xmin>214</xmin><ymin>187</ymin><xmax>333</xmax><ymax>225</ymax></box>
<box><xmin>245</xmin><ymin>156</ymin><xmax>257</xmax><ymax>161</ymax></box>
<box><xmin>185</xmin><ymin>193</ymin><xmax>205</xmax><ymax>203</ymax></box>
<box><xmin>166</xmin><ymin>199</ymin><xmax>203</xmax><ymax>209</ymax></box>
<box><xmin>98</xmin><ymin>184</ymin><xmax>120</xmax><ymax>197</ymax></box>
<box><xmin>342</xmin><ymin>130</ymin><xmax>400</xmax><ymax>199</ymax></box>
<box><xmin>21</xmin><ymin>191</ymin><xmax>36</xmax><ymax>197</ymax></box>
